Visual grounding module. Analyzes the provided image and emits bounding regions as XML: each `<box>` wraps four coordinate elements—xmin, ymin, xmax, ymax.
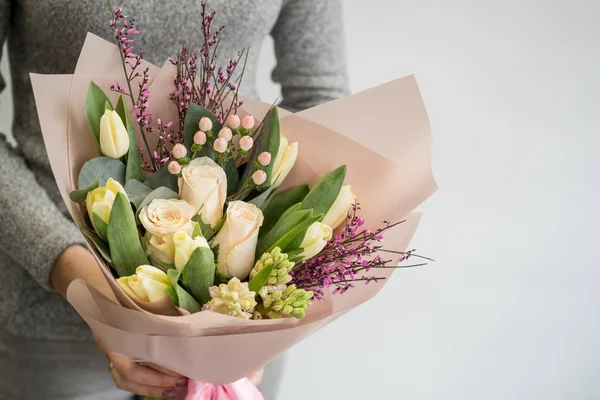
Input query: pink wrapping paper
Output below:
<box><xmin>186</xmin><ymin>378</ymin><xmax>264</xmax><ymax>400</ymax></box>
<box><xmin>30</xmin><ymin>33</ymin><xmax>437</xmax><ymax>384</ymax></box>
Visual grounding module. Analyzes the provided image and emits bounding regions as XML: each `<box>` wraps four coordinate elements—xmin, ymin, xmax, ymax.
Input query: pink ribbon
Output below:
<box><xmin>185</xmin><ymin>378</ymin><xmax>264</xmax><ymax>400</ymax></box>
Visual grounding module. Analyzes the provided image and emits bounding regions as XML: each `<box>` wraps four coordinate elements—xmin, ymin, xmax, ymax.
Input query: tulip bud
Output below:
<box><xmin>218</xmin><ymin>127</ymin><xmax>233</xmax><ymax>142</ymax></box>
<box><xmin>85</xmin><ymin>178</ymin><xmax>127</xmax><ymax>238</ymax></box>
<box><xmin>193</xmin><ymin>130</ymin><xmax>207</xmax><ymax>145</ymax></box>
<box><xmin>99</xmin><ymin>109</ymin><xmax>130</xmax><ymax>158</ymax></box>
<box><xmin>225</xmin><ymin>114</ymin><xmax>241</xmax><ymax>129</ymax></box>
<box><xmin>258</xmin><ymin>152</ymin><xmax>271</xmax><ymax>166</ymax></box>
<box><xmin>168</xmin><ymin>161</ymin><xmax>181</xmax><ymax>175</ymax></box>
<box><xmin>213</xmin><ymin>138</ymin><xmax>228</xmax><ymax>153</ymax></box>
<box><xmin>172</xmin><ymin>143</ymin><xmax>187</xmax><ymax>159</ymax></box>
<box><xmin>241</xmin><ymin>115</ymin><xmax>255</xmax><ymax>130</ymax></box>
<box><xmin>252</xmin><ymin>170</ymin><xmax>267</xmax><ymax>186</ymax></box>
<box><xmin>322</xmin><ymin>185</ymin><xmax>356</xmax><ymax>229</ymax></box>
<box><xmin>199</xmin><ymin>117</ymin><xmax>213</xmax><ymax>132</ymax></box>
<box><xmin>117</xmin><ymin>265</ymin><xmax>173</xmax><ymax>302</ymax></box>
<box><xmin>172</xmin><ymin>230</ymin><xmax>210</xmax><ymax>271</ymax></box>
<box><xmin>298</xmin><ymin>222</ymin><xmax>333</xmax><ymax>260</ymax></box>
<box><xmin>239</xmin><ymin>136</ymin><xmax>254</xmax><ymax>151</ymax></box>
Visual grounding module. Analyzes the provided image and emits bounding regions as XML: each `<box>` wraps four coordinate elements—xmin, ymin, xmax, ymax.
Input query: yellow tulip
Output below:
<box><xmin>117</xmin><ymin>265</ymin><xmax>173</xmax><ymax>302</ymax></box>
<box><xmin>100</xmin><ymin>109</ymin><xmax>130</xmax><ymax>158</ymax></box>
<box><xmin>85</xmin><ymin>178</ymin><xmax>126</xmax><ymax>237</ymax></box>
<box><xmin>322</xmin><ymin>185</ymin><xmax>356</xmax><ymax>230</ymax></box>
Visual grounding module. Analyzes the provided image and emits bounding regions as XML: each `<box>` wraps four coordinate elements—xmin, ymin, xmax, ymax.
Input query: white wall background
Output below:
<box><xmin>2</xmin><ymin>0</ymin><xmax>599</xmax><ymax>399</ymax></box>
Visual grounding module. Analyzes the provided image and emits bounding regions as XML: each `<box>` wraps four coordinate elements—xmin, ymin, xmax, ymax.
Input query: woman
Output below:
<box><xmin>0</xmin><ymin>0</ymin><xmax>349</xmax><ymax>399</ymax></box>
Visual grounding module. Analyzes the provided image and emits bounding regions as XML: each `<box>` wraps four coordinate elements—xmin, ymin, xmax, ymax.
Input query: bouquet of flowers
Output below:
<box><xmin>31</xmin><ymin>3</ymin><xmax>436</xmax><ymax>399</ymax></box>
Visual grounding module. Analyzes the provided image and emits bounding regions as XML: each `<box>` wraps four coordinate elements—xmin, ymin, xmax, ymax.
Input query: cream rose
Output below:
<box><xmin>178</xmin><ymin>157</ymin><xmax>227</xmax><ymax>228</ymax></box>
<box><xmin>299</xmin><ymin>222</ymin><xmax>333</xmax><ymax>260</ymax></box>
<box><xmin>270</xmin><ymin>134</ymin><xmax>298</xmax><ymax>188</ymax></box>
<box><xmin>322</xmin><ymin>185</ymin><xmax>356</xmax><ymax>229</ymax></box>
<box><xmin>212</xmin><ymin>201</ymin><xmax>264</xmax><ymax>280</ymax></box>
<box><xmin>139</xmin><ymin>198</ymin><xmax>196</xmax><ymax>239</ymax></box>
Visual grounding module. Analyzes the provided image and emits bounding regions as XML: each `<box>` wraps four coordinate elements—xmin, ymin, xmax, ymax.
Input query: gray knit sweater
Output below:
<box><xmin>0</xmin><ymin>0</ymin><xmax>348</xmax><ymax>341</ymax></box>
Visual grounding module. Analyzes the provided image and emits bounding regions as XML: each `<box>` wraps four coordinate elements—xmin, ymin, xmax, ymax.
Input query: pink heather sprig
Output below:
<box><xmin>290</xmin><ymin>203</ymin><xmax>430</xmax><ymax>299</ymax></box>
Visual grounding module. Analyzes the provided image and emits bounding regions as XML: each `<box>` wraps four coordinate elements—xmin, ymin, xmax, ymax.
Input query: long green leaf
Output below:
<box><xmin>235</xmin><ymin>107</ymin><xmax>280</xmax><ymax>199</ymax></box>
<box><xmin>181</xmin><ymin>247</ymin><xmax>216</xmax><ymax>306</ymax></box>
<box><xmin>167</xmin><ymin>269</ymin><xmax>202</xmax><ymax>313</ymax></box>
<box><xmin>78</xmin><ymin>157</ymin><xmax>126</xmax><ymax>188</ymax></box>
<box><xmin>144</xmin><ymin>163</ymin><xmax>178</xmax><ymax>192</ymax></box>
<box><xmin>256</xmin><ymin>208</ymin><xmax>313</xmax><ymax>258</ymax></box>
<box><xmin>124</xmin><ymin>179</ymin><xmax>153</xmax><ymax>210</ymax></box>
<box><xmin>225</xmin><ymin>159</ymin><xmax>240</xmax><ymax>196</ymax></box>
<box><xmin>107</xmin><ymin>193</ymin><xmax>149</xmax><ymax>277</ymax></box>
<box><xmin>300</xmin><ymin>165</ymin><xmax>347</xmax><ymax>216</ymax></box>
<box><xmin>248</xmin><ymin>263</ymin><xmax>274</xmax><ymax>293</ymax></box>
<box><xmin>92</xmin><ymin>213</ymin><xmax>108</xmax><ymax>242</ymax></box>
<box><xmin>85</xmin><ymin>81</ymin><xmax>112</xmax><ymax>151</ymax></box>
<box><xmin>80</xmin><ymin>227</ymin><xmax>112</xmax><ymax>262</ymax></box>
<box><xmin>69</xmin><ymin>176</ymin><xmax>99</xmax><ymax>203</ymax></box>
<box><xmin>116</xmin><ymin>95</ymin><xmax>146</xmax><ymax>183</ymax></box>
<box><xmin>270</xmin><ymin>214</ymin><xmax>323</xmax><ymax>254</ymax></box>
<box><xmin>183</xmin><ymin>104</ymin><xmax>221</xmax><ymax>159</ymax></box>
<box><xmin>259</xmin><ymin>185</ymin><xmax>310</xmax><ymax>238</ymax></box>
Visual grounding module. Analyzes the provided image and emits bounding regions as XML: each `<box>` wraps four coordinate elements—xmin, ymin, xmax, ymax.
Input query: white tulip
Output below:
<box><xmin>299</xmin><ymin>222</ymin><xmax>333</xmax><ymax>260</ymax></box>
<box><xmin>322</xmin><ymin>185</ymin><xmax>356</xmax><ymax>230</ymax></box>
<box><xmin>270</xmin><ymin>135</ymin><xmax>298</xmax><ymax>188</ymax></box>
<box><xmin>117</xmin><ymin>265</ymin><xmax>173</xmax><ymax>302</ymax></box>
<box><xmin>99</xmin><ymin>109</ymin><xmax>130</xmax><ymax>158</ymax></box>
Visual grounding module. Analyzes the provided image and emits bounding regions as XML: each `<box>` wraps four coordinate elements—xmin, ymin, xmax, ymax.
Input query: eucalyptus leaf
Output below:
<box><xmin>167</xmin><ymin>269</ymin><xmax>202</xmax><ymax>313</ymax></box>
<box><xmin>116</xmin><ymin>95</ymin><xmax>146</xmax><ymax>183</ymax></box>
<box><xmin>85</xmin><ymin>81</ymin><xmax>112</xmax><ymax>151</ymax></box>
<box><xmin>181</xmin><ymin>247</ymin><xmax>216</xmax><ymax>306</ymax></box>
<box><xmin>144</xmin><ymin>163</ymin><xmax>178</xmax><ymax>193</ymax></box>
<box><xmin>78</xmin><ymin>157</ymin><xmax>126</xmax><ymax>189</ymax></box>
<box><xmin>299</xmin><ymin>165</ymin><xmax>346</xmax><ymax>216</ymax></box>
<box><xmin>136</xmin><ymin>187</ymin><xmax>179</xmax><ymax>215</ymax></box>
<box><xmin>69</xmin><ymin>176</ymin><xmax>99</xmax><ymax>203</ymax></box>
<box><xmin>259</xmin><ymin>185</ymin><xmax>310</xmax><ymax>237</ymax></box>
<box><xmin>92</xmin><ymin>213</ymin><xmax>108</xmax><ymax>242</ymax></box>
<box><xmin>256</xmin><ymin>208</ymin><xmax>313</xmax><ymax>258</ymax></box>
<box><xmin>234</xmin><ymin>107</ymin><xmax>280</xmax><ymax>200</ymax></box>
<box><xmin>183</xmin><ymin>104</ymin><xmax>221</xmax><ymax>159</ymax></box>
<box><xmin>80</xmin><ymin>227</ymin><xmax>112</xmax><ymax>262</ymax></box>
<box><xmin>124</xmin><ymin>179</ymin><xmax>153</xmax><ymax>210</ymax></box>
<box><xmin>248</xmin><ymin>263</ymin><xmax>274</xmax><ymax>293</ymax></box>
<box><xmin>107</xmin><ymin>193</ymin><xmax>149</xmax><ymax>277</ymax></box>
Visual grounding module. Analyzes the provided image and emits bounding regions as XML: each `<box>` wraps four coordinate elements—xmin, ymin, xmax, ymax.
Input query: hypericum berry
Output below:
<box><xmin>258</xmin><ymin>151</ymin><xmax>271</xmax><ymax>166</ymax></box>
<box><xmin>199</xmin><ymin>117</ymin><xmax>213</xmax><ymax>132</ymax></box>
<box><xmin>218</xmin><ymin>127</ymin><xmax>233</xmax><ymax>142</ymax></box>
<box><xmin>252</xmin><ymin>170</ymin><xmax>267</xmax><ymax>185</ymax></box>
<box><xmin>213</xmin><ymin>138</ymin><xmax>228</xmax><ymax>153</ymax></box>
<box><xmin>171</xmin><ymin>143</ymin><xmax>187</xmax><ymax>159</ymax></box>
<box><xmin>239</xmin><ymin>136</ymin><xmax>254</xmax><ymax>151</ymax></box>
<box><xmin>241</xmin><ymin>115</ymin><xmax>255</xmax><ymax>130</ymax></box>
<box><xmin>167</xmin><ymin>160</ymin><xmax>181</xmax><ymax>175</ymax></box>
<box><xmin>193</xmin><ymin>130</ymin><xmax>207</xmax><ymax>145</ymax></box>
<box><xmin>225</xmin><ymin>114</ymin><xmax>241</xmax><ymax>129</ymax></box>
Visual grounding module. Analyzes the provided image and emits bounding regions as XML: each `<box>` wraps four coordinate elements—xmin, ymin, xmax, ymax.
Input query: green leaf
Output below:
<box><xmin>124</xmin><ymin>179</ymin><xmax>153</xmax><ymax>210</ymax></box>
<box><xmin>270</xmin><ymin>213</ymin><xmax>323</xmax><ymax>255</ymax></box>
<box><xmin>259</xmin><ymin>185</ymin><xmax>310</xmax><ymax>237</ymax></box>
<box><xmin>85</xmin><ymin>81</ymin><xmax>112</xmax><ymax>151</ymax></box>
<box><xmin>183</xmin><ymin>104</ymin><xmax>221</xmax><ymax>159</ymax></box>
<box><xmin>225</xmin><ymin>159</ymin><xmax>240</xmax><ymax>196</ymax></box>
<box><xmin>144</xmin><ymin>163</ymin><xmax>178</xmax><ymax>193</ymax></box>
<box><xmin>78</xmin><ymin>156</ymin><xmax>126</xmax><ymax>188</ymax></box>
<box><xmin>181</xmin><ymin>247</ymin><xmax>216</xmax><ymax>306</ymax></box>
<box><xmin>300</xmin><ymin>165</ymin><xmax>346</xmax><ymax>216</ymax></box>
<box><xmin>107</xmin><ymin>193</ymin><xmax>149</xmax><ymax>277</ymax></box>
<box><xmin>69</xmin><ymin>176</ymin><xmax>99</xmax><ymax>203</ymax></box>
<box><xmin>149</xmin><ymin>256</ymin><xmax>174</xmax><ymax>273</ymax></box>
<box><xmin>256</xmin><ymin>208</ymin><xmax>313</xmax><ymax>258</ymax></box>
<box><xmin>248</xmin><ymin>184</ymin><xmax>278</xmax><ymax>209</ymax></box>
<box><xmin>136</xmin><ymin>187</ymin><xmax>179</xmax><ymax>215</ymax></box>
<box><xmin>116</xmin><ymin>95</ymin><xmax>146</xmax><ymax>183</ymax></box>
<box><xmin>191</xmin><ymin>215</ymin><xmax>224</xmax><ymax>241</ymax></box>
<box><xmin>191</xmin><ymin>222</ymin><xmax>204</xmax><ymax>239</ymax></box>
<box><xmin>92</xmin><ymin>213</ymin><xmax>108</xmax><ymax>242</ymax></box>
<box><xmin>248</xmin><ymin>263</ymin><xmax>275</xmax><ymax>293</ymax></box>
<box><xmin>234</xmin><ymin>107</ymin><xmax>280</xmax><ymax>199</ymax></box>
<box><xmin>167</xmin><ymin>269</ymin><xmax>202</xmax><ymax>313</ymax></box>
<box><xmin>80</xmin><ymin>226</ymin><xmax>112</xmax><ymax>262</ymax></box>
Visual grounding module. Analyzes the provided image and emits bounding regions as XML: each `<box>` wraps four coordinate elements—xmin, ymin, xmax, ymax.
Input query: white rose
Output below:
<box><xmin>299</xmin><ymin>222</ymin><xmax>333</xmax><ymax>260</ymax></box>
<box><xmin>322</xmin><ymin>185</ymin><xmax>356</xmax><ymax>229</ymax></box>
<box><xmin>178</xmin><ymin>157</ymin><xmax>227</xmax><ymax>228</ymax></box>
<box><xmin>212</xmin><ymin>201</ymin><xmax>264</xmax><ymax>280</ymax></box>
<box><xmin>140</xmin><ymin>198</ymin><xmax>196</xmax><ymax>238</ymax></box>
<box><xmin>270</xmin><ymin>135</ymin><xmax>298</xmax><ymax>188</ymax></box>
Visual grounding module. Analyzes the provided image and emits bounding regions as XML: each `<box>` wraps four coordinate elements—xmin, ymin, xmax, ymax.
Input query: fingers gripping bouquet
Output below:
<box><xmin>31</xmin><ymin>3</ymin><xmax>437</xmax><ymax>399</ymax></box>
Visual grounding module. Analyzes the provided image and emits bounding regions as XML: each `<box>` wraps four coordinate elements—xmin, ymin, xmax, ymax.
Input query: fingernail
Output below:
<box><xmin>177</xmin><ymin>377</ymin><xmax>189</xmax><ymax>386</ymax></box>
<box><xmin>162</xmin><ymin>389</ymin><xmax>175</xmax><ymax>399</ymax></box>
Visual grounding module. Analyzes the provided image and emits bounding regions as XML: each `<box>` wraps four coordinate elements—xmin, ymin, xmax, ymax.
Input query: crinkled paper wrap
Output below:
<box><xmin>31</xmin><ymin>33</ymin><xmax>437</xmax><ymax>384</ymax></box>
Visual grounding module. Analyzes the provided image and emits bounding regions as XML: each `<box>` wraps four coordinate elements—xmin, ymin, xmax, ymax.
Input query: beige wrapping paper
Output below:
<box><xmin>31</xmin><ymin>33</ymin><xmax>437</xmax><ymax>383</ymax></box>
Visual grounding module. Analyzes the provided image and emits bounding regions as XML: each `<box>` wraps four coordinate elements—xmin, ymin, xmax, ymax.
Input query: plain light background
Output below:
<box><xmin>2</xmin><ymin>0</ymin><xmax>599</xmax><ymax>399</ymax></box>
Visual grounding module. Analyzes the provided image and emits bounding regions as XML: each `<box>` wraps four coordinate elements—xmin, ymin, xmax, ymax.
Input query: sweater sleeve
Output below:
<box><xmin>0</xmin><ymin>2</ymin><xmax>84</xmax><ymax>292</ymax></box>
<box><xmin>270</xmin><ymin>0</ymin><xmax>350</xmax><ymax>112</ymax></box>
